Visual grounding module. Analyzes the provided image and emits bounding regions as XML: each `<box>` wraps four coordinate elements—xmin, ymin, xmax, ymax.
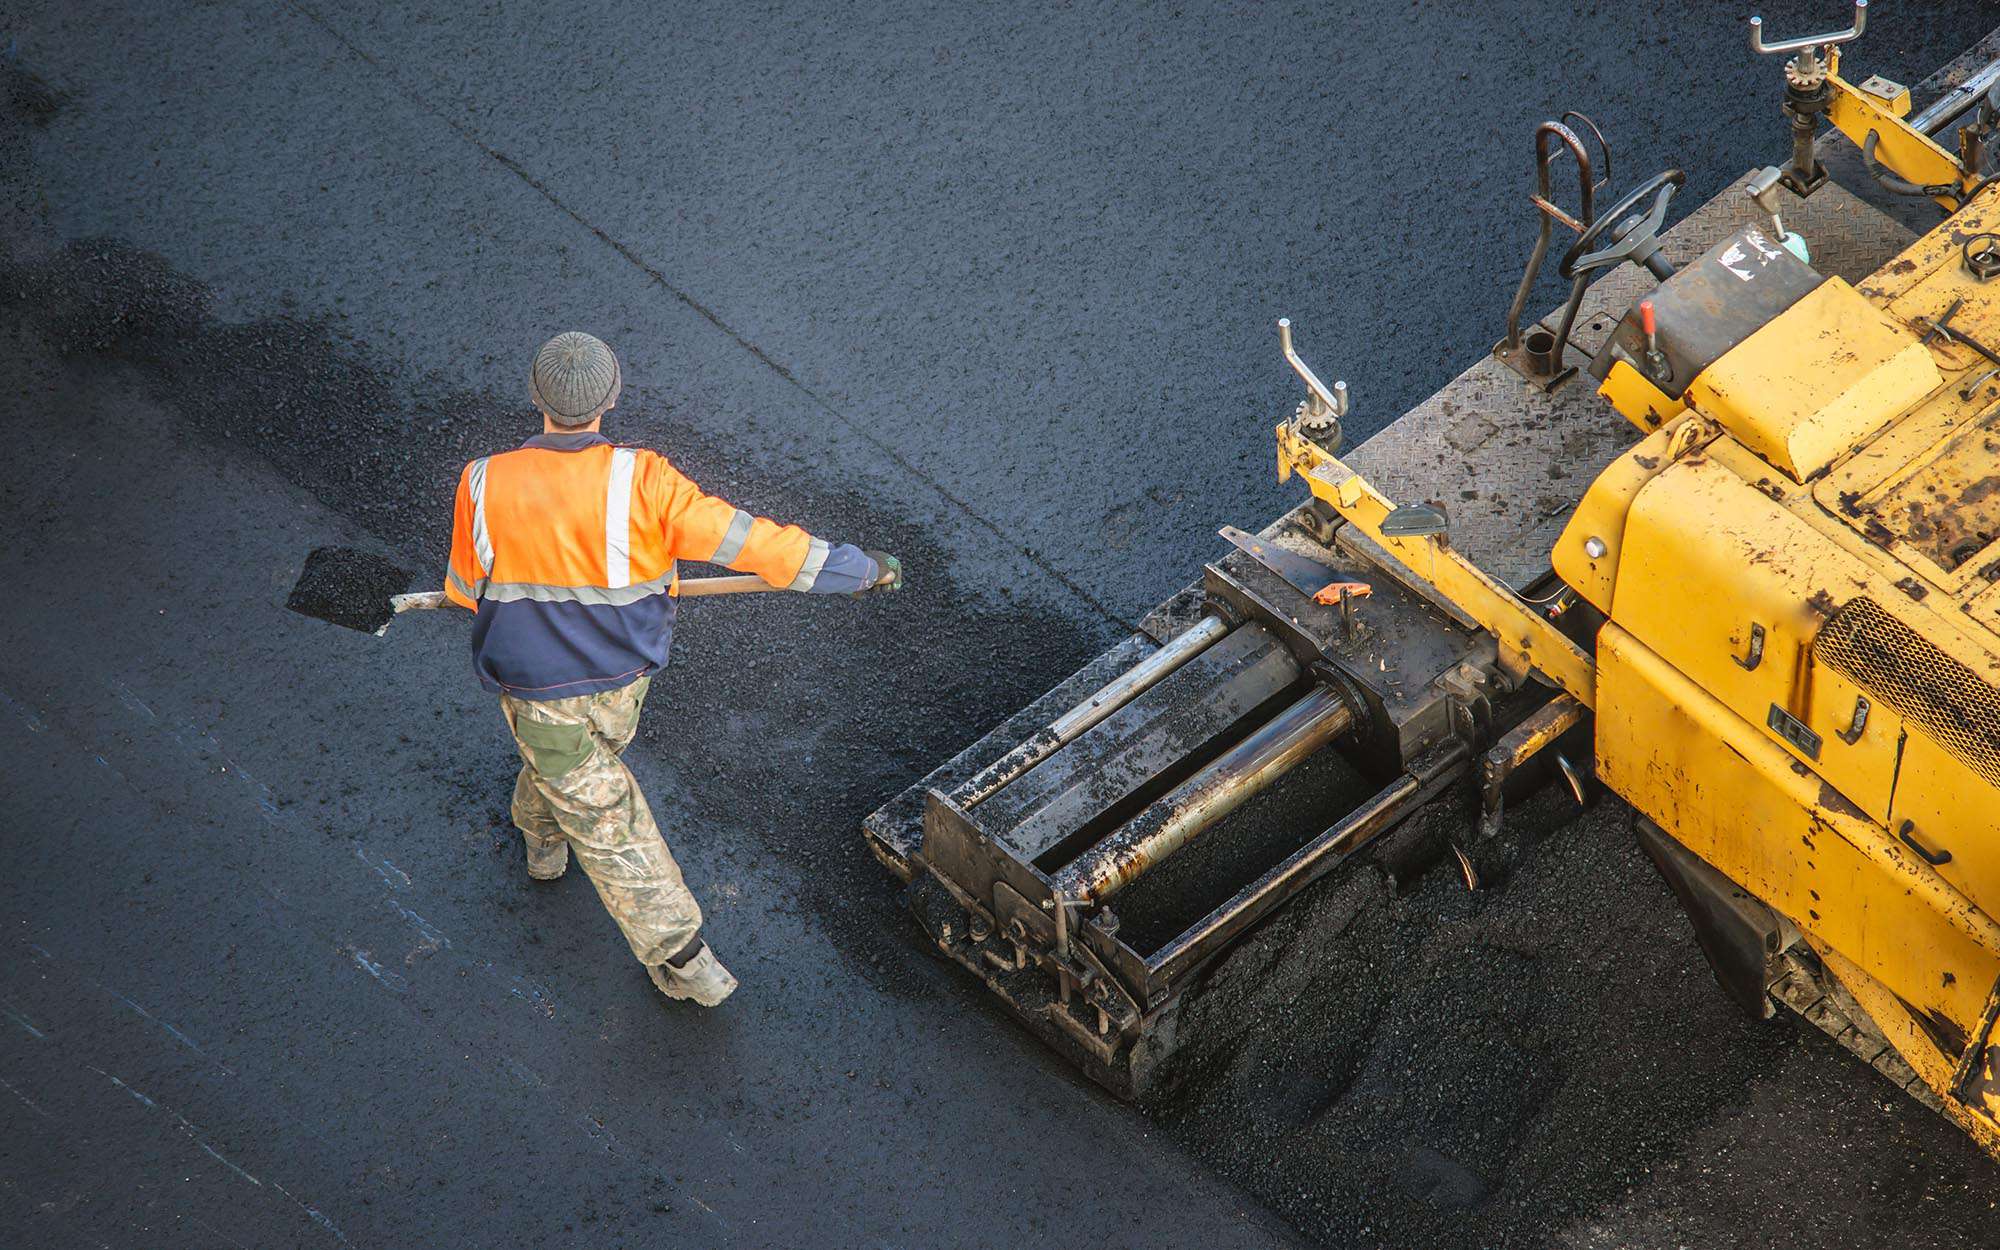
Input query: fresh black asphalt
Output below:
<box><xmin>1</xmin><ymin>3</ymin><xmax>1994</xmax><ymax>1246</ymax></box>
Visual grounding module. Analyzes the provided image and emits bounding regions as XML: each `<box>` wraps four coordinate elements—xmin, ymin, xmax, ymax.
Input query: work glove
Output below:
<box><xmin>858</xmin><ymin>550</ymin><xmax>903</xmax><ymax>595</ymax></box>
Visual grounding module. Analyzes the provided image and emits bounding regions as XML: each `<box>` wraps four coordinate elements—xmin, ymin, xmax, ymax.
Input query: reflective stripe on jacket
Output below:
<box><xmin>445</xmin><ymin>431</ymin><xmax>878</xmax><ymax>698</ymax></box>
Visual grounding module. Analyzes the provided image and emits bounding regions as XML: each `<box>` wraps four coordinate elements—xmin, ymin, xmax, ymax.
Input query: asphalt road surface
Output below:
<box><xmin>2</xmin><ymin>3</ymin><xmax>1996</xmax><ymax>1247</ymax></box>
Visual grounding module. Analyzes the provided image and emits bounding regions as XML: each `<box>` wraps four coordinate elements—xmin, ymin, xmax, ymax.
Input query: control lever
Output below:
<box><xmin>1639</xmin><ymin>299</ymin><xmax>1667</xmax><ymax>382</ymax></box>
<box><xmin>1278</xmin><ymin>318</ymin><xmax>1347</xmax><ymax>449</ymax></box>
<box><xmin>1746</xmin><ymin>166</ymin><xmax>1810</xmax><ymax>261</ymax></box>
<box><xmin>1748</xmin><ymin>0</ymin><xmax>1867</xmax><ymax>57</ymax></box>
<box><xmin>1750</xmin><ymin>2</ymin><xmax>1869</xmax><ymax>195</ymax></box>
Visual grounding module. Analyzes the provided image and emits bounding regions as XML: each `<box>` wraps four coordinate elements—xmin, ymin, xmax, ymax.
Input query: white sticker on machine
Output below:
<box><xmin>1718</xmin><ymin>229</ymin><xmax>1786</xmax><ymax>281</ymax></box>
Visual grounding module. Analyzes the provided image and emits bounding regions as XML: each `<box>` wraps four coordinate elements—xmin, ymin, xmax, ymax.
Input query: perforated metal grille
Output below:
<box><xmin>1815</xmin><ymin>598</ymin><xmax>2000</xmax><ymax>788</ymax></box>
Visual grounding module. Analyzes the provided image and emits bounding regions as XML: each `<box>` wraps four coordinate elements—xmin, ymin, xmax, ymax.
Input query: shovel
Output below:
<box><xmin>288</xmin><ymin>546</ymin><xmax>893</xmax><ymax>636</ymax></box>
<box><xmin>386</xmin><ymin>573</ymin><xmax>791</xmax><ymax>618</ymax></box>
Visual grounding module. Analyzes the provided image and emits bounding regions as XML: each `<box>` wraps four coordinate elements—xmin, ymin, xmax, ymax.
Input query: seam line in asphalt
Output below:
<box><xmin>281</xmin><ymin>0</ymin><xmax>1140</xmax><ymax>634</ymax></box>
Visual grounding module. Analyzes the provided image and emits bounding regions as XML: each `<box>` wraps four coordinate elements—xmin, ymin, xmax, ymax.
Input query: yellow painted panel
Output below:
<box><xmin>1832</xmin><ymin>400</ymin><xmax>2000</xmax><ymax>586</ymax></box>
<box><xmin>1881</xmin><ymin>259</ymin><xmax>2000</xmax><ymax>373</ymax></box>
<box><xmin>1594</xmin><ymin>625</ymin><xmax>1999</xmax><ymax>1040</ymax></box>
<box><xmin>1825</xmin><ymin>74</ymin><xmax>1968</xmax><ymax>210</ymax></box>
<box><xmin>1553</xmin><ymin>413</ymin><xmax>1714</xmax><ymax>616</ymax></box>
<box><xmin>1814</xmin><ymin>942</ymin><xmax>2000</xmax><ymax>1156</ymax></box>
<box><xmin>1598</xmin><ymin>358</ymin><xmax>1687</xmax><ymax>434</ymax></box>
<box><xmin>1811</xmin><ymin>381</ymin><xmax>1996</xmax><ymax>591</ymax></box>
<box><xmin>1689</xmin><ymin>277</ymin><xmax>1941</xmax><ymax>482</ymax></box>
<box><xmin>1886</xmin><ymin>728</ymin><xmax>2000</xmax><ymax>921</ymax></box>
<box><xmin>1968</xmin><ymin>578</ymin><xmax>2000</xmax><ymax>634</ymax></box>
<box><xmin>1612</xmin><ymin>454</ymin><xmax>1904</xmax><ymax>819</ymax></box>
<box><xmin>1859</xmin><ymin>182</ymin><xmax>2000</xmax><ymax>308</ymax></box>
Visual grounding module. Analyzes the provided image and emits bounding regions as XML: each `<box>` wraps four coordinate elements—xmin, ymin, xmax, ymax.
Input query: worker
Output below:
<box><xmin>444</xmin><ymin>331</ymin><xmax>902</xmax><ymax>1007</ymax></box>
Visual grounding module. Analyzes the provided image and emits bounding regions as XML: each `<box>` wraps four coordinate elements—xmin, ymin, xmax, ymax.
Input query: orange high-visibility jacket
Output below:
<box><xmin>446</xmin><ymin>432</ymin><xmax>878</xmax><ymax>698</ymax></box>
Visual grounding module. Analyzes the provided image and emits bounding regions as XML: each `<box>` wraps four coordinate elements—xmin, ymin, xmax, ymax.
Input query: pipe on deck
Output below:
<box><xmin>1051</xmin><ymin>685</ymin><xmax>1355</xmax><ymax>902</ymax></box>
<box><xmin>954</xmin><ymin>614</ymin><xmax>1233</xmax><ymax>808</ymax></box>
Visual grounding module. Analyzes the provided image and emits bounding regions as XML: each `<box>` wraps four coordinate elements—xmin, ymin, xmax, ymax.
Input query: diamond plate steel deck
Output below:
<box><xmin>1346</xmin><ymin>175</ymin><xmax>1913</xmax><ymax>591</ymax></box>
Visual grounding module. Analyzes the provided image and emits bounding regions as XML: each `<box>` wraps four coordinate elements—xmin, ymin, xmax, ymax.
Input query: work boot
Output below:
<box><xmin>647</xmin><ymin>940</ymin><xmax>738</xmax><ymax>1007</ymax></box>
<box><xmin>525</xmin><ymin>838</ymin><xmax>568</xmax><ymax>881</ymax></box>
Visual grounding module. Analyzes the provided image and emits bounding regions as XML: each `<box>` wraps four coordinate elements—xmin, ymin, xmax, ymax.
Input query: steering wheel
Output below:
<box><xmin>1559</xmin><ymin>169</ymin><xmax>1686</xmax><ymax>280</ymax></box>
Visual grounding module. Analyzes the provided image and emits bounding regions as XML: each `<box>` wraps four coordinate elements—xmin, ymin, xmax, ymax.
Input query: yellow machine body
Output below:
<box><xmin>1822</xmin><ymin>63</ymin><xmax>1981</xmax><ymax>212</ymax></box>
<box><xmin>1282</xmin><ymin>131</ymin><xmax>2000</xmax><ymax>1151</ymax></box>
<box><xmin>1572</xmin><ymin>196</ymin><xmax>2000</xmax><ymax>1145</ymax></box>
<box><xmin>1564</xmin><ymin>220</ymin><xmax>2000</xmax><ymax>1135</ymax></box>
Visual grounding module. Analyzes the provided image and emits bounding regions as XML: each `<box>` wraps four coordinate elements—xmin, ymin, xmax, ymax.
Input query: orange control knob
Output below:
<box><xmin>1312</xmin><ymin>581</ymin><xmax>1375</xmax><ymax>606</ymax></box>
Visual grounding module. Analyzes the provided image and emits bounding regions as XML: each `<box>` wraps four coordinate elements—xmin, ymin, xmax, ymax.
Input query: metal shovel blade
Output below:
<box><xmin>286</xmin><ymin>546</ymin><xmax>415</xmax><ymax>634</ymax></box>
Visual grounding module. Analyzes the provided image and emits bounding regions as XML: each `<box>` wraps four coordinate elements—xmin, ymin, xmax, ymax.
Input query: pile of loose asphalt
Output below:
<box><xmin>1153</xmin><ymin>790</ymin><xmax>1999</xmax><ymax>1248</ymax></box>
<box><xmin>6</xmin><ymin>6</ymin><xmax>2000</xmax><ymax>1245</ymax></box>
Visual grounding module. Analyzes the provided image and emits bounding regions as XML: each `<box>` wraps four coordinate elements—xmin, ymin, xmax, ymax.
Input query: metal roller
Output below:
<box><xmin>1051</xmin><ymin>686</ymin><xmax>1355</xmax><ymax>902</ymax></box>
<box><xmin>954</xmin><ymin>614</ymin><xmax>1232</xmax><ymax>808</ymax></box>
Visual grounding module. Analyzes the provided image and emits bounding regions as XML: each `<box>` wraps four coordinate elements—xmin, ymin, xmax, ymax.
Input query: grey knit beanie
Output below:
<box><xmin>529</xmin><ymin>332</ymin><xmax>622</xmax><ymax>426</ymax></box>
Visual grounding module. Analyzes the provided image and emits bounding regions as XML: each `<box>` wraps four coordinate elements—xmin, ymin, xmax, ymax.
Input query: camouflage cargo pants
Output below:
<box><xmin>499</xmin><ymin>677</ymin><xmax>703</xmax><ymax>965</ymax></box>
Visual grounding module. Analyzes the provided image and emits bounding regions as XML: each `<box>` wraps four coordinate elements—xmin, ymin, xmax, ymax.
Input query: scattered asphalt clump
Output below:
<box><xmin>286</xmin><ymin>545</ymin><xmax>414</xmax><ymax>633</ymax></box>
<box><xmin>1144</xmin><ymin>786</ymin><xmax>1998</xmax><ymax>1249</ymax></box>
<box><xmin>4</xmin><ymin>64</ymin><xmax>67</xmax><ymax>131</ymax></box>
<box><xmin>1144</xmin><ymin>789</ymin><xmax>1737</xmax><ymax>1246</ymax></box>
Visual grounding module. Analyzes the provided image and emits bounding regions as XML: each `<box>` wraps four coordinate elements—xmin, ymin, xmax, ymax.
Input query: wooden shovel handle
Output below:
<box><xmin>679</xmin><ymin>566</ymin><xmax>899</xmax><ymax>596</ymax></box>
<box><xmin>675</xmin><ymin>574</ymin><xmax>776</xmax><ymax>598</ymax></box>
<box><xmin>390</xmin><ymin>567</ymin><xmax>894</xmax><ymax>614</ymax></box>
